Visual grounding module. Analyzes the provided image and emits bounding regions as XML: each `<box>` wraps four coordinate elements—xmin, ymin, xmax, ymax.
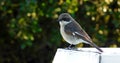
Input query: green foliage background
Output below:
<box><xmin>0</xmin><ymin>0</ymin><xmax>120</xmax><ymax>63</ymax></box>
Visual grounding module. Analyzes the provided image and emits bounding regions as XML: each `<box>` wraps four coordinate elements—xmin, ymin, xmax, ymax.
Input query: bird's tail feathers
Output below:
<box><xmin>89</xmin><ymin>42</ymin><xmax>103</xmax><ymax>52</ymax></box>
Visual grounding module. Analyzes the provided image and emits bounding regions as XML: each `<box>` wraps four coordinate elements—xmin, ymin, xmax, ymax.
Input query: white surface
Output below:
<box><xmin>78</xmin><ymin>48</ymin><xmax>120</xmax><ymax>63</ymax></box>
<box><xmin>101</xmin><ymin>48</ymin><xmax>120</xmax><ymax>63</ymax></box>
<box><xmin>52</xmin><ymin>48</ymin><xmax>100</xmax><ymax>63</ymax></box>
<box><xmin>53</xmin><ymin>48</ymin><xmax>120</xmax><ymax>63</ymax></box>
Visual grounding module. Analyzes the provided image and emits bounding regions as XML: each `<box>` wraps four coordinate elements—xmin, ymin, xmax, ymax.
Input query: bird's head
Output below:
<box><xmin>57</xmin><ymin>13</ymin><xmax>73</xmax><ymax>22</ymax></box>
<box><xmin>57</xmin><ymin>13</ymin><xmax>73</xmax><ymax>25</ymax></box>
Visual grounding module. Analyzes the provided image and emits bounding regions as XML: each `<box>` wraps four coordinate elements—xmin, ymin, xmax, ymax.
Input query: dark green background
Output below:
<box><xmin>0</xmin><ymin>0</ymin><xmax>120</xmax><ymax>63</ymax></box>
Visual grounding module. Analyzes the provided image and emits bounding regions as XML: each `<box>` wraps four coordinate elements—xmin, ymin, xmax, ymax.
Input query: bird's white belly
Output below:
<box><xmin>60</xmin><ymin>26</ymin><xmax>86</xmax><ymax>45</ymax></box>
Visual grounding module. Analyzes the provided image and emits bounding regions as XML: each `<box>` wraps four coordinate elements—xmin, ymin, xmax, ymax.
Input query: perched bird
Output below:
<box><xmin>57</xmin><ymin>13</ymin><xmax>103</xmax><ymax>52</ymax></box>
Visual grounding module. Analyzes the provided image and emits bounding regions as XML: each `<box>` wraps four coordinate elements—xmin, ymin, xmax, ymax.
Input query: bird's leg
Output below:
<box><xmin>68</xmin><ymin>44</ymin><xmax>72</xmax><ymax>49</ymax></box>
<box><xmin>65</xmin><ymin>44</ymin><xmax>72</xmax><ymax>49</ymax></box>
<box><xmin>66</xmin><ymin>44</ymin><xmax>77</xmax><ymax>50</ymax></box>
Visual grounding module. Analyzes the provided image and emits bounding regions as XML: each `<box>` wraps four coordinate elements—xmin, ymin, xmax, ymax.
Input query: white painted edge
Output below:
<box><xmin>53</xmin><ymin>48</ymin><xmax>120</xmax><ymax>63</ymax></box>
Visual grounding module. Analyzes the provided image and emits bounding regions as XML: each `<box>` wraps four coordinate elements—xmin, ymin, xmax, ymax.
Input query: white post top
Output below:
<box><xmin>52</xmin><ymin>48</ymin><xmax>120</xmax><ymax>63</ymax></box>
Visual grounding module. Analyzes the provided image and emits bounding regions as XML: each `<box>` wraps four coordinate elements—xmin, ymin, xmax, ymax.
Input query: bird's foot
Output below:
<box><xmin>65</xmin><ymin>44</ymin><xmax>78</xmax><ymax>51</ymax></box>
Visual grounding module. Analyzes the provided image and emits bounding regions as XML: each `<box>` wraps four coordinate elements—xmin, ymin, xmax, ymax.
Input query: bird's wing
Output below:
<box><xmin>64</xmin><ymin>21</ymin><xmax>103</xmax><ymax>52</ymax></box>
<box><xmin>64</xmin><ymin>21</ymin><xmax>92</xmax><ymax>43</ymax></box>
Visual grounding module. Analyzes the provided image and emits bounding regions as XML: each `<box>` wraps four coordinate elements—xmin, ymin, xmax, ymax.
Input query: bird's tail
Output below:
<box><xmin>89</xmin><ymin>42</ymin><xmax>103</xmax><ymax>52</ymax></box>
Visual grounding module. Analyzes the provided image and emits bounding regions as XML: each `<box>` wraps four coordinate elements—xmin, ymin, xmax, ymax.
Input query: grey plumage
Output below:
<box><xmin>58</xmin><ymin>13</ymin><xmax>103</xmax><ymax>52</ymax></box>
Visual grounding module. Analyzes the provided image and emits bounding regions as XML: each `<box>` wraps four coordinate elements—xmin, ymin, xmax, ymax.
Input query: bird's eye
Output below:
<box><xmin>62</xmin><ymin>18</ymin><xmax>70</xmax><ymax>21</ymax></box>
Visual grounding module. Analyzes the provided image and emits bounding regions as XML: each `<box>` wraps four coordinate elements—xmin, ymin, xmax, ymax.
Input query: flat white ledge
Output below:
<box><xmin>52</xmin><ymin>48</ymin><xmax>120</xmax><ymax>63</ymax></box>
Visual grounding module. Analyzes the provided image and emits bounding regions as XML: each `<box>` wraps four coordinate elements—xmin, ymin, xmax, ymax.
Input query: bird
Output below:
<box><xmin>57</xmin><ymin>13</ymin><xmax>103</xmax><ymax>52</ymax></box>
